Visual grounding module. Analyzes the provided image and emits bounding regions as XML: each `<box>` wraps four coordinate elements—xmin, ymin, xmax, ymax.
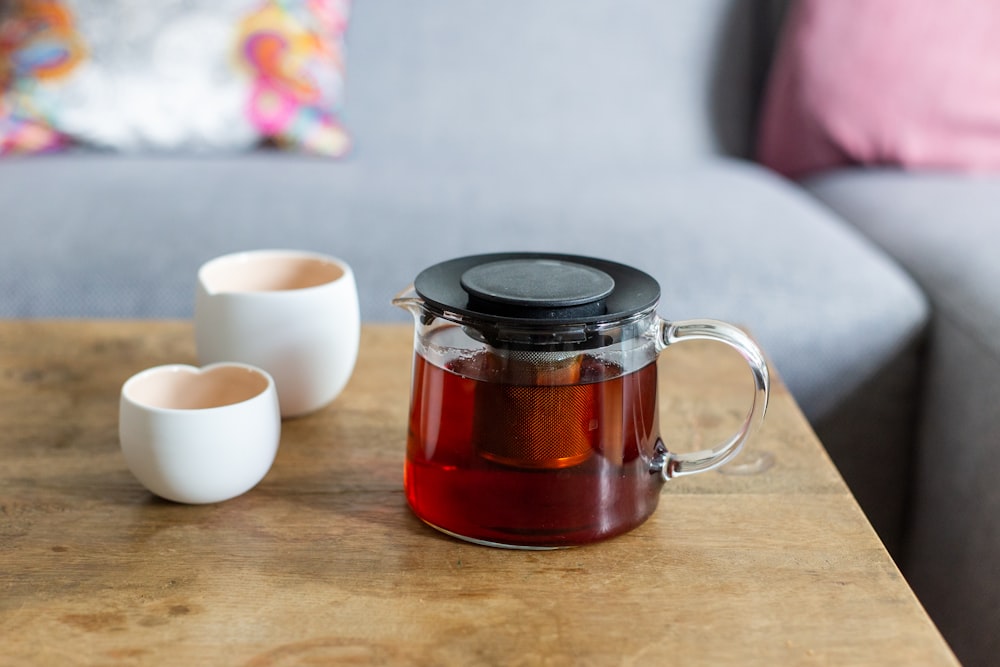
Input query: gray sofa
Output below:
<box><xmin>0</xmin><ymin>1</ymin><xmax>995</xmax><ymax>663</ymax></box>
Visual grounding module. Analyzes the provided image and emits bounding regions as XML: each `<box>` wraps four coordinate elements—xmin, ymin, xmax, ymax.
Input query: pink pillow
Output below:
<box><xmin>757</xmin><ymin>0</ymin><xmax>1000</xmax><ymax>179</ymax></box>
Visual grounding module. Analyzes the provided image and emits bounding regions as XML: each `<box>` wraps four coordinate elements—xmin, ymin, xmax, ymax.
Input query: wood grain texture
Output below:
<box><xmin>0</xmin><ymin>321</ymin><xmax>957</xmax><ymax>666</ymax></box>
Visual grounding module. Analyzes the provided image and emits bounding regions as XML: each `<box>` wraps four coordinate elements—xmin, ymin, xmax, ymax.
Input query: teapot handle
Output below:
<box><xmin>653</xmin><ymin>318</ymin><xmax>770</xmax><ymax>480</ymax></box>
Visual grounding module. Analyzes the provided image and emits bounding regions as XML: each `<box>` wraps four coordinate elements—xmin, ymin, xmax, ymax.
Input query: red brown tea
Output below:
<box><xmin>404</xmin><ymin>350</ymin><xmax>662</xmax><ymax>548</ymax></box>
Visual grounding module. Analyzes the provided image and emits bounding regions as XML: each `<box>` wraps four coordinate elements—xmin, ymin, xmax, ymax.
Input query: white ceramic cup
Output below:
<box><xmin>194</xmin><ymin>249</ymin><xmax>361</xmax><ymax>417</ymax></box>
<box><xmin>119</xmin><ymin>363</ymin><xmax>281</xmax><ymax>504</ymax></box>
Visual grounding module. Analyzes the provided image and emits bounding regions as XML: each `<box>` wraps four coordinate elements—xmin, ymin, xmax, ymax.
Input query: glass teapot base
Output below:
<box><xmin>420</xmin><ymin>520</ymin><xmax>571</xmax><ymax>551</ymax></box>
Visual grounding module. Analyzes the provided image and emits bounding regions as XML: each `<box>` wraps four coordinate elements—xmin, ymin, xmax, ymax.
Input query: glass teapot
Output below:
<box><xmin>394</xmin><ymin>252</ymin><xmax>769</xmax><ymax>549</ymax></box>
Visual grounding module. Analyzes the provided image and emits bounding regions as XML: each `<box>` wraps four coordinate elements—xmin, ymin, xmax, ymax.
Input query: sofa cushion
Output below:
<box><xmin>0</xmin><ymin>154</ymin><xmax>927</xmax><ymax>424</ymax></box>
<box><xmin>0</xmin><ymin>0</ymin><xmax>350</xmax><ymax>155</ymax></box>
<box><xmin>342</xmin><ymin>0</ymin><xmax>761</xmax><ymax>168</ymax></box>
<box><xmin>758</xmin><ymin>0</ymin><xmax>1000</xmax><ymax>178</ymax></box>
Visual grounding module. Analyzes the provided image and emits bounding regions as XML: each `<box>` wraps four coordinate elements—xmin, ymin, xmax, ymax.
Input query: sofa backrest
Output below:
<box><xmin>343</xmin><ymin>0</ymin><xmax>774</xmax><ymax>169</ymax></box>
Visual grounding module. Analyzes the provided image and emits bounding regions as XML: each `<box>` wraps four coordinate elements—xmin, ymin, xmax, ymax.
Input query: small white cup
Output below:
<box><xmin>195</xmin><ymin>249</ymin><xmax>361</xmax><ymax>417</ymax></box>
<box><xmin>119</xmin><ymin>363</ymin><xmax>281</xmax><ymax>504</ymax></box>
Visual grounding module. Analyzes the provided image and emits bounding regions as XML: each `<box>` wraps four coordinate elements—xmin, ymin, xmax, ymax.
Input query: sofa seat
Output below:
<box><xmin>804</xmin><ymin>169</ymin><xmax>1000</xmax><ymax>665</ymax></box>
<box><xmin>0</xmin><ymin>155</ymin><xmax>923</xmax><ymax>411</ymax></box>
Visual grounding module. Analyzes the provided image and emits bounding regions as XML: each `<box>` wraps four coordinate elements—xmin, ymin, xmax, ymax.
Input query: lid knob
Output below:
<box><xmin>460</xmin><ymin>259</ymin><xmax>615</xmax><ymax>319</ymax></box>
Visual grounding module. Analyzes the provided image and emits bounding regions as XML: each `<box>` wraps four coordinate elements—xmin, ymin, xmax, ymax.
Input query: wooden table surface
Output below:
<box><xmin>0</xmin><ymin>321</ymin><xmax>957</xmax><ymax>666</ymax></box>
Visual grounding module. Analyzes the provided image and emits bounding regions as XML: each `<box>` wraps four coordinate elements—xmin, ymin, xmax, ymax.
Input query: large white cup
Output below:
<box><xmin>119</xmin><ymin>363</ymin><xmax>281</xmax><ymax>504</ymax></box>
<box><xmin>195</xmin><ymin>249</ymin><xmax>361</xmax><ymax>417</ymax></box>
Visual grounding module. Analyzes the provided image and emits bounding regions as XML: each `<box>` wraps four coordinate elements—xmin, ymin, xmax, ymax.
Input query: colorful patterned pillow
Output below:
<box><xmin>0</xmin><ymin>0</ymin><xmax>350</xmax><ymax>156</ymax></box>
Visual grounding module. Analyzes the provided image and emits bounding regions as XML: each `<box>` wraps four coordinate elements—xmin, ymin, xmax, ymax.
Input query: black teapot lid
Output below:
<box><xmin>413</xmin><ymin>253</ymin><xmax>660</xmax><ymax>336</ymax></box>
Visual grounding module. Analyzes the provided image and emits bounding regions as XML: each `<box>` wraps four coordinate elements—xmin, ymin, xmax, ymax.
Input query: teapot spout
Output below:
<box><xmin>392</xmin><ymin>285</ymin><xmax>425</xmax><ymax>319</ymax></box>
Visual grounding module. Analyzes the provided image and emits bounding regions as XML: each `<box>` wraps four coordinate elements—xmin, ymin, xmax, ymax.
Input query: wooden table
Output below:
<box><xmin>0</xmin><ymin>321</ymin><xmax>957</xmax><ymax>666</ymax></box>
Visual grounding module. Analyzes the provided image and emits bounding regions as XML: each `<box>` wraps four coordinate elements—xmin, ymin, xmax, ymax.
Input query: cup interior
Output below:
<box><xmin>124</xmin><ymin>365</ymin><xmax>271</xmax><ymax>410</ymax></box>
<box><xmin>201</xmin><ymin>252</ymin><xmax>345</xmax><ymax>293</ymax></box>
